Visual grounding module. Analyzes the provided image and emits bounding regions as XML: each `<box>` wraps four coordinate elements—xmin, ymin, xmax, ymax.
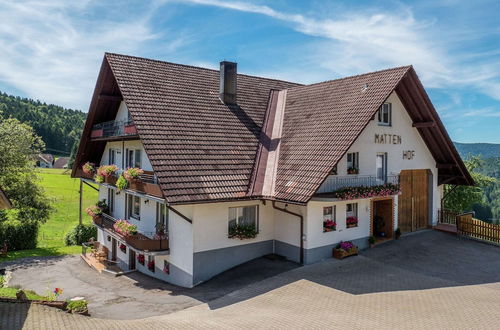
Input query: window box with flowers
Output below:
<box><xmin>119</xmin><ymin>243</ymin><xmax>127</xmax><ymax>253</ymax></box>
<box><xmin>123</xmin><ymin>167</ymin><xmax>144</xmax><ymax>182</ymax></box>
<box><xmin>346</xmin><ymin>216</ymin><xmax>358</xmax><ymax>228</ymax></box>
<box><xmin>333</xmin><ymin>183</ymin><xmax>400</xmax><ymax>200</ymax></box>
<box><xmin>333</xmin><ymin>241</ymin><xmax>358</xmax><ymax>259</ymax></box>
<box><xmin>96</xmin><ymin>164</ymin><xmax>119</xmax><ymax>184</ymax></box>
<box><xmin>82</xmin><ymin>162</ymin><xmax>95</xmax><ymax>175</ymax></box>
<box><xmin>147</xmin><ymin>259</ymin><xmax>155</xmax><ymax>272</ymax></box>
<box><xmin>137</xmin><ymin>253</ymin><xmax>145</xmax><ymax>266</ymax></box>
<box><xmin>322</xmin><ymin>206</ymin><xmax>336</xmax><ymax>232</ymax></box>
<box><xmin>113</xmin><ymin>220</ymin><xmax>138</xmax><ymax>237</ymax></box>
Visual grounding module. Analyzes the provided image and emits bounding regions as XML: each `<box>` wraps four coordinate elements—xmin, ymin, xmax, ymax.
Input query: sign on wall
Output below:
<box><xmin>374</xmin><ymin>133</ymin><xmax>402</xmax><ymax>144</ymax></box>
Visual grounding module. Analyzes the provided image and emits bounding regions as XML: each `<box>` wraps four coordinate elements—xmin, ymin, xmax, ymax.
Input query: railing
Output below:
<box><xmin>94</xmin><ymin>213</ymin><xmax>169</xmax><ymax>251</ymax></box>
<box><xmin>316</xmin><ymin>174</ymin><xmax>399</xmax><ymax>194</ymax></box>
<box><xmin>438</xmin><ymin>209</ymin><xmax>459</xmax><ymax>225</ymax></box>
<box><xmin>91</xmin><ymin>119</ymin><xmax>137</xmax><ymax>139</ymax></box>
<box><xmin>457</xmin><ymin>213</ymin><xmax>500</xmax><ymax>245</ymax></box>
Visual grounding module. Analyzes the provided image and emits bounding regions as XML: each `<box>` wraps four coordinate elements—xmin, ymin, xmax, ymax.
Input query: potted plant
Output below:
<box><xmin>116</xmin><ymin>175</ymin><xmax>128</xmax><ymax>191</ymax></box>
<box><xmin>333</xmin><ymin>241</ymin><xmax>358</xmax><ymax>259</ymax></box>
<box><xmin>228</xmin><ymin>224</ymin><xmax>258</xmax><ymax>239</ymax></box>
<box><xmin>123</xmin><ymin>167</ymin><xmax>144</xmax><ymax>182</ymax></box>
<box><xmin>368</xmin><ymin>235</ymin><xmax>376</xmax><ymax>248</ymax></box>
<box><xmin>97</xmin><ymin>164</ymin><xmax>118</xmax><ymax>184</ymax></box>
<box><xmin>346</xmin><ymin>216</ymin><xmax>358</xmax><ymax>228</ymax></box>
<box><xmin>85</xmin><ymin>205</ymin><xmax>102</xmax><ymax>223</ymax></box>
<box><xmin>323</xmin><ymin>219</ymin><xmax>336</xmax><ymax>232</ymax></box>
<box><xmin>113</xmin><ymin>219</ymin><xmax>138</xmax><ymax>237</ymax></box>
<box><xmin>82</xmin><ymin>162</ymin><xmax>95</xmax><ymax>175</ymax></box>
<box><xmin>395</xmin><ymin>227</ymin><xmax>401</xmax><ymax>239</ymax></box>
<box><xmin>137</xmin><ymin>253</ymin><xmax>145</xmax><ymax>265</ymax></box>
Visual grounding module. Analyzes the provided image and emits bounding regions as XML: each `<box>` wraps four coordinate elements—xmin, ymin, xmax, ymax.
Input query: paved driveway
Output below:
<box><xmin>1</xmin><ymin>230</ymin><xmax>500</xmax><ymax>329</ymax></box>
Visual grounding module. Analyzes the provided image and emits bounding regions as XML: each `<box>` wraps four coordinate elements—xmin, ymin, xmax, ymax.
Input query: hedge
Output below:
<box><xmin>0</xmin><ymin>220</ymin><xmax>38</xmax><ymax>251</ymax></box>
<box><xmin>64</xmin><ymin>223</ymin><xmax>97</xmax><ymax>246</ymax></box>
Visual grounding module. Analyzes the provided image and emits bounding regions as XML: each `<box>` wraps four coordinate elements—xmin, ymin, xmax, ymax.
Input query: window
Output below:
<box><xmin>228</xmin><ymin>205</ymin><xmax>258</xmax><ymax>230</ymax></box>
<box><xmin>107</xmin><ymin>188</ymin><xmax>115</xmax><ymax>214</ymax></box>
<box><xmin>378</xmin><ymin>103</ymin><xmax>392</xmax><ymax>126</ymax></box>
<box><xmin>108</xmin><ymin>149</ymin><xmax>117</xmax><ymax>165</ymax></box>
<box><xmin>330</xmin><ymin>165</ymin><xmax>337</xmax><ymax>175</ymax></box>
<box><xmin>376</xmin><ymin>153</ymin><xmax>387</xmax><ymax>183</ymax></box>
<box><xmin>347</xmin><ymin>152</ymin><xmax>359</xmax><ymax>174</ymax></box>
<box><xmin>346</xmin><ymin>203</ymin><xmax>358</xmax><ymax>228</ymax></box>
<box><xmin>323</xmin><ymin>206</ymin><xmax>336</xmax><ymax>232</ymax></box>
<box><xmin>127</xmin><ymin>194</ymin><xmax>141</xmax><ymax>220</ymax></box>
<box><xmin>125</xmin><ymin>148</ymin><xmax>141</xmax><ymax>168</ymax></box>
<box><xmin>156</xmin><ymin>202</ymin><xmax>168</xmax><ymax>235</ymax></box>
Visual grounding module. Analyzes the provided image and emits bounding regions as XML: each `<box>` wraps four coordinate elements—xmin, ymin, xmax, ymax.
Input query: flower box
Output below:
<box><xmin>323</xmin><ymin>227</ymin><xmax>335</xmax><ymax>232</ymax></box>
<box><xmin>105</xmin><ymin>176</ymin><xmax>117</xmax><ymax>185</ymax></box>
<box><xmin>92</xmin><ymin>216</ymin><xmax>103</xmax><ymax>226</ymax></box>
<box><xmin>333</xmin><ymin>246</ymin><xmax>358</xmax><ymax>259</ymax></box>
<box><xmin>346</xmin><ymin>223</ymin><xmax>358</xmax><ymax>228</ymax></box>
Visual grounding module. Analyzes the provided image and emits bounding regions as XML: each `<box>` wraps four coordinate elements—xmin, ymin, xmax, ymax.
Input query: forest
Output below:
<box><xmin>0</xmin><ymin>91</ymin><xmax>86</xmax><ymax>155</ymax></box>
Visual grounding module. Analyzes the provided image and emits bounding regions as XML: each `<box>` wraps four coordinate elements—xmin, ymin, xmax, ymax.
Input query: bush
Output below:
<box><xmin>66</xmin><ymin>299</ymin><xmax>88</xmax><ymax>313</ymax></box>
<box><xmin>64</xmin><ymin>224</ymin><xmax>97</xmax><ymax>246</ymax></box>
<box><xmin>0</xmin><ymin>220</ymin><xmax>38</xmax><ymax>251</ymax></box>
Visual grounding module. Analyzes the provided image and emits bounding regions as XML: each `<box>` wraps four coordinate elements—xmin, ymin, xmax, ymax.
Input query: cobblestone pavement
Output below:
<box><xmin>1</xmin><ymin>231</ymin><xmax>499</xmax><ymax>329</ymax></box>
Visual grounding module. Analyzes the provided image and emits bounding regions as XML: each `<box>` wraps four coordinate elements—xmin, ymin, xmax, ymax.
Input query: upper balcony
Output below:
<box><xmin>94</xmin><ymin>213</ymin><xmax>169</xmax><ymax>252</ymax></box>
<box><xmin>90</xmin><ymin>119</ymin><xmax>138</xmax><ymax>141</ymax></box>
<box><xmin>315</xmin><ymin>174</ymin><xmax>400</xmax><ymax>198</ymax></box>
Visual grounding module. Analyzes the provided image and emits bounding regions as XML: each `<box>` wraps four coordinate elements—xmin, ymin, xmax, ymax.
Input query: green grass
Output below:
<box><xmin>0</xmin><ymin>275</ymin><xmax>48</xmax><ymax>300</ymax></box>
<box><xmin>1</xmin><ymin>168</ymin><xmax>98</xmax><ymax>262</ymax></box>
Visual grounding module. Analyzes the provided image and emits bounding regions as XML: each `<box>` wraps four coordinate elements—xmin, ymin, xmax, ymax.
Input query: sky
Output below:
<box><xmin>0</xmin><ymin>0</ymin><xmax>499</xmax><ymax>143</ymax></box>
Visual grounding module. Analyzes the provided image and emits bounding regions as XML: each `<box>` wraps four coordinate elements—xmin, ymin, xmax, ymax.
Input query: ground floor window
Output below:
<box><xmin>346</xmin><ymin>203</ymin><xmax>358</xmax><ymax>228</ymax></box>
<box><xmin>323</xmin><ymin>206</ymin><xmax>336</xmax><ymax>232</ymax></box>
<box><xmin>228</xmin><ymin>205</ymin><xmax>259</xmax><ymax>239</ymax></box>
<box><xmin>147</xmin><ymin>255</ymin><xmax>155</xmax><ymax>272</ymax></box>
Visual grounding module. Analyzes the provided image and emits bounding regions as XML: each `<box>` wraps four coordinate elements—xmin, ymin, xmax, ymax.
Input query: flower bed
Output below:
<box><xmin>323</xmin><ymin>219</ymin><xmax>336</xmax><ymax>232</ymax></box>
<box><xmin>333</xmin><ymin>241</ymin><xmax>358</xmax><ymax>259</ymax></box>
<box><xmin>333</xmin><ymin>183</ymin><xmax>400</xmax><ymax>200</ymax></box>
<box><xmin>113</xmin><ymin>220</ymin><xmax>138</xmax><ymax>237</ymax></box>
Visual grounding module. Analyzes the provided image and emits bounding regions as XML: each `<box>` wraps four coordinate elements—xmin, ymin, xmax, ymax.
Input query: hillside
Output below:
<box><xmin>0</xmin><ymin>91</ymin><xmax>86</xmax><ymax>155</ymax></box>
<box><xmin>454</xmin><ymin>142</ymin><xmax>500</xmax><ymax>159</ymax></box>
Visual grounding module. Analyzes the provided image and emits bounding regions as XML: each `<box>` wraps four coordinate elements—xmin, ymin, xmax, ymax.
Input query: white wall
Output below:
<box><xmin>99</xmin><ymin>140</ymin><xmax>153</xmax><ymax>172</ymax></box>
<box><xmin>116</xmin><ymin>101</ymin><xmax>130</xmax><ymax>122</ymax></box>
<box><xmin>166</xmin><ymin>204</ymin><xmax>194</xmax><ymax>275</ymax></box>
<box><xmin>273</xmin><ymin>202</ymin><xmax>304</xmax><ymax>248</ymax></box>
<box><xmin>306</xmin><ymin>200</ymin><xmax>371</xmax><ymax>249</ymax></box>
<box><xmin>192</xmin><ymin>200</ymin><xmax>274</xmax><ymax>253</ymax></box>
<box><xmin>317</xmin><ymin>92</ymin><xmax>440</xmax><ymax>223</ymax></box>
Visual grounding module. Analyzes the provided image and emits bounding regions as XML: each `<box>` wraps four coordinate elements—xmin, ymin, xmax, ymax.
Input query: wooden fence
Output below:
<box><xmin>438</xmin><ymin>209</ymin><xmax>458</xmax><ymax>225</ymax></box>
<box><xmin>457</xmin><ymin>213</ymin><xmax>500</xmax><ymax>244</ymax></box>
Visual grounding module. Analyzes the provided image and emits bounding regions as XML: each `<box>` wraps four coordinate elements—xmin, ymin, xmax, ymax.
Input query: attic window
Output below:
<box><xmin>378</xmin><ymin>103</ymin><xmax>392</xmax><ymax>126</ymax></box>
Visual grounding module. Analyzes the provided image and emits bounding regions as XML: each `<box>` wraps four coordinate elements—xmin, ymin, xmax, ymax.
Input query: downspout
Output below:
<box><xmin>272</xmin><ymin>201</ymin><xmax>304</xmax><ymax>265</ymax></box>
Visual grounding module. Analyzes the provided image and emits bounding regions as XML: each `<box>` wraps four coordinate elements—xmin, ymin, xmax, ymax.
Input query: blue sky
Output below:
<box><xmin>1</xmin><ymin>0</ymin><xmax>499</xmax><ymax>143</ymax></box>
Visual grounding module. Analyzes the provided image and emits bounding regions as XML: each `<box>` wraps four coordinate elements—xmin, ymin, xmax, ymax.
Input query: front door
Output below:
<box><xmin>111</xmin><ymin>238</ymin><xmax>117</xmax><ymax>261</ymax></box>
<box><xmin>129</xmin><ymin>249</ymin><xmax>136</xmax><ymax>270</ymax></box>
<box><xmin>398</xmin><ymin>169</ymin><xmax>431</xmax><ymax>232</ymax></box>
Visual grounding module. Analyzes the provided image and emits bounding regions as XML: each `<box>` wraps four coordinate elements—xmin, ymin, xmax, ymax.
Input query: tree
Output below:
<box><xmin>0</xmin><ymin>117</ymin><xmax>53</xmax><ymax>222</ymax></box>
<box><xmin>444</xmin><ymin>156</ymin><xmax>496</xmax><ymax>213</ymax></box>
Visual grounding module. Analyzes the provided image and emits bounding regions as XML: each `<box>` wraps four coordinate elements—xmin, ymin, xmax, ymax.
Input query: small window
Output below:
<box><xmin>125</xmin><ymin>148</ymin><xmax>141</xmax><ymax>168</ymax></box>
<box><xmin>127</xmin><ymin>194</ymin><xmax>141</xmax><ymax>220</ymax></box>
<box><xmin>156</xmin><ymin>202</ymin><xmax>168</xmax><ymax>235</ymax></box>
<box><xmin>330</xmin><ymin>165</ymin><xmax>337</xmax><ymax>175</ymax></box>
<box><xmin>378</xmin><ymin>103</ymin><xmax>392</xmax><ymax>126</ymax></box>
<box><xmin>323</xmin><ymin>206</ymin><xmax>336</xmax><ymax>232</ymax></box>
<box><xmin>346</xmin><ymin>203</ymin><xmax>358</xmax><ymax>228</ymax></box>
<box><xmin>347</xmin><ymin>152</ymin><xmax>359</xmax><ymax>174</ymax></box>
<box><xmin>107</xmin><ymin>188</ymin><xmax>115</xmax><ymax>214</ymax></box>
<box><xmin>108</xmin><ymin>149</ymin><xmax>116</xmax><ymax>165</ymax></box>
<box><xmin>228</xmin><ymin>205</ymin><xmax>259</xmax><ymax>234</ymax></box>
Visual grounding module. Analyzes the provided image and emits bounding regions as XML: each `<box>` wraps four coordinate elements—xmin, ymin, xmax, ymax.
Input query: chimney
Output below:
<box><xmin>219</xmin><ymin>61</ymin><xmax>237</xmax><ymax>104</ymax></box>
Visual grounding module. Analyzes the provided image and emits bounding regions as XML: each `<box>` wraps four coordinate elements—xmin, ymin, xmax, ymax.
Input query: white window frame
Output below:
<box><xmin>126</xmin><ymin>194</ymin><xmax>141</xmax><ymax>220</ymax></box>
<box><xmin>378</xmin><ymin>103</ymin><xmax>392</xmax><ymax>126</ymax></box>
<box><xmin>125</xmin><ymin>148</ymin><xmax>141</xmax><ymax>168</ymax></box>
<box><xmin>346</xmin><ymin>203</ymin><xmax>358</xmax><ymax>218</ymax></box>
<box><xmin>323</xmin><ymin>205</ymin><xmax>336</xmax><ymax>232</ymax></box>
<box><xmin>347</xmin><ymin>152</ymin><xmax>359</xmax><ymax>174</ymax></box>
<box><xmin>228</xmin><ymin>205</ymin><xmax>259</xmax><ymax>230</ymax></box>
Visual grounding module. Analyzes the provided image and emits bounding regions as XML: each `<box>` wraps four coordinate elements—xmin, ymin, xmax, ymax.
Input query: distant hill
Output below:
<box><xmin>0</xmin><ymin>91</ymin><xmax>86</xmax><ymax>155</ymax></box>
<box><xmin>454</xmin><ymin>142</ymin><xmax>500</xmax><ymax>159</ymax></box>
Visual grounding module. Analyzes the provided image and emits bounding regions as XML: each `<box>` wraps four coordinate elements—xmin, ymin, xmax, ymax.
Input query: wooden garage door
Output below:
<box><xmin>398</xmin><ymin>169</ymin><xmax>430</xmax><ymax>232</ymax></box>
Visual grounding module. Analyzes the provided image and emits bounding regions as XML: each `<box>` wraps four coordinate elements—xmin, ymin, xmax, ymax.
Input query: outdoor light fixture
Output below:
<box><xmin>144</xmin><ymin>199</ymin><xmax>149</xmax><ymax>204</ymax></box>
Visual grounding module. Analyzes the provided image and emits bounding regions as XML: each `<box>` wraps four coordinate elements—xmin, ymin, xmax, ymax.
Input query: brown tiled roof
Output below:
<box><xmin>105</xmin><ymin>53</ymin><xmax>299</xmax><ymax>203</ymax></box>
<box><xmin>53</xmin><ymin>157</ymin><xmax>70</xmax><ymax>169</ymax></box>
<box><xmin>274</xmin><ymin>66</ymin><xmax>412</xmax><ymax>202</ymax></box>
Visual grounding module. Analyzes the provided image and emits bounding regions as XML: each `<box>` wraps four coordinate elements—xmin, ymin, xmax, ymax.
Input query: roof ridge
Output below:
<box><xmin>104</xmin><ymin>52</ymin><xmax>302</xmax><ymax>86</ymax></box>
<box><xmin>286</xmin><ymin>65</ymin><xmax>412</xmax><ymax>91</ymax></box>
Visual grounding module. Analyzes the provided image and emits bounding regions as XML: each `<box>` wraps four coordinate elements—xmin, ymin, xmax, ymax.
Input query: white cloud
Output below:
<box><xmin>0</xmin><ymin>0</ymin><xmax>171</xmax><ymax>110</ymax></box>
<box><xmin>463</xmin><ymin>107</ymin><xmax>500</xmax><ymax>117</ymax></box>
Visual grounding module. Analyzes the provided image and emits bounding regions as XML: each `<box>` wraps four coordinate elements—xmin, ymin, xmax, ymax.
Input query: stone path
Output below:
<box><xmin>1</xmin><ymin>231</ymin><xmax>499</xmax><ymax>329</ymax></box>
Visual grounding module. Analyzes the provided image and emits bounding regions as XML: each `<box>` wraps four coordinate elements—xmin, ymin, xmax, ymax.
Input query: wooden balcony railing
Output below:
<box><xmin>94</xmin><ymin>213</ymin><xmax>169</xmax><ymax>252</ymax></box>
<box><xmin>316</xmin><ymin>174</ymin><xmax>400</xmax><ymax>194</ymax></box>
<box><xmin>91</xmin><ymin>119</ymin><xmax>138</xmax><ymax>140</ymax></box>
<box><xmin>438</xmin><ymin>209</ymin><xmax>459</xmax><ymax>225</ymax></box>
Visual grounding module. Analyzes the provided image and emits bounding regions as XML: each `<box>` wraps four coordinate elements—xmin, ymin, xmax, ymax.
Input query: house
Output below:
<box><xmin>72</xmin><ymin>53</ymin><xmax>473</xmax><ymax>288</ymax></box>
<box><xmin>36</xmin><ymin>154</ymin><xmax>54</xmax><ymax>168</ymax></box>
<box><xmin>0</xmin><ymin>187</ymin><xmax>11</xmax><ymax>210</ymax></box>
<box><xmin>53</xmin><ymin>157</ymin><xmax>70</xmax><ymax>169</ymax></box>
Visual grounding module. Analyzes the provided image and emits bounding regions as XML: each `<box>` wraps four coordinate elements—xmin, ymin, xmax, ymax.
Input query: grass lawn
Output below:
<box><xmin>0</xmin><ymin>168</ymin><xmax>98</xmax><ymax>262</ymax></box>
<box><xmin>0</xmin><ymin>275</ymin><xmax>48</xmax><ymax>300</ymax></box>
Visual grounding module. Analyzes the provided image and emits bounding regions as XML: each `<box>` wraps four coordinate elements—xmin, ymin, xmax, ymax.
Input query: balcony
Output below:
<box><xmin>316</xmin><ymin>174</ymin><xmax>400</xmax><ymax>195</ymax></box>
<box><xmin>94</xmin><ymin>213</ymin><xmax>169</xmax><ymax>252</ymax></box>
<box><xmin>90</xmin><ymin>119</ymin><xmax>138</xmax><ymax>140</ymax></box>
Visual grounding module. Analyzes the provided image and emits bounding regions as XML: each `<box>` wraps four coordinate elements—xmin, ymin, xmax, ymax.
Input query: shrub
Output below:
<box><xmin>64</xmin><ymin>223</ymin><xmax>97</xmax><ymax>246</ymax></box>
<box><xmin>66</xmin><ymin>299</ymin><xmax>88</xmax><ymax>314</ymax></box>
<box><xmin>0</xmin><ymin>219</ymin><xmax>38</xmax><ymax>251</ymax></box>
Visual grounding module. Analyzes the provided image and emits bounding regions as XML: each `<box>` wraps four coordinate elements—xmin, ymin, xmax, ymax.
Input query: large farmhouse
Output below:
<box><xmin>72</xmin><ymin>53</ymin><xmax>473</xmax><ymax>287</ymax></box>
